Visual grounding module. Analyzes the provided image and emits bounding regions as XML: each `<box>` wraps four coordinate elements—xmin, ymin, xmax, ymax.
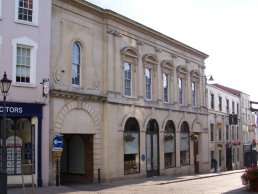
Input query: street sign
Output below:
<box><xmin>53</xmin><ymin>151</ymin><xmax>62</xmax><ymax>157</ymax></box>
<box><xmin>53</xmin><ymin>136</ymin><xmax>63</xmax><ymax>148</ymax></box>
<box><xmin>52</xmin><ymin>147</ymin><xmax>63</xmax><ymax>151</ymax></box>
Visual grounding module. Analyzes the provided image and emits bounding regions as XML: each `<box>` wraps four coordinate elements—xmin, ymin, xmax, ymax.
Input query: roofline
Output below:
<box><xmin>61</xmin><ymin>0</ymin><xmax>209</xmax><ymax>60</ymax></box>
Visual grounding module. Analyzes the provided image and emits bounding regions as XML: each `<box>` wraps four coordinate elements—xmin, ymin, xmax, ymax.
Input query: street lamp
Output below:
<box><xmin>0</xmin><ymin>72</ymin><xmax>12</xmax><ymax>194</ymax></box>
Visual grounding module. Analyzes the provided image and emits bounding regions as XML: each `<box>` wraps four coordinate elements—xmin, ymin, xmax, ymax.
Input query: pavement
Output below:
<box><xmin>8</xmin><ymin>169</ymin><xmax>245</xmax><ymax>194</ymax></box>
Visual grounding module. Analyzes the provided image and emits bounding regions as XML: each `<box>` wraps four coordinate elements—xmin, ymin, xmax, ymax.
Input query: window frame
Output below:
<box><xmin>12</xmin><ymin>37</ymin><xmax>38</xmax><ymax>87</ymax></box>
<box><xmin>180</xmin><ymin>121</ymin><xmax>190</xmax><ymax>166</ymax></box>
<box><xmin>72</xmin><ymin>41</ymin><xmax>81</xmax><ymax>87</ymax></box>
<box><xmin>123</xmin><ymin>117</ymin><xmax>140</xmax><ymax>175</ymax></box>
<box><xmin>161</xmin><ymin>60</ymin><xmax>174</xmax><ymax>104</ymax></box>
<box><xmin>191</xmin><ymin>82</ymin><xmax>196</xmax><ymax>107</ymax></box>
<box><xmin>15</xmin><ymin>0</ymin><xmax>39</xmax><ymax>26</ymax></box>
<box><xmin>123</xmin><ymin>62</ymin><xmax>132</xmax><ymax>97</ymax></box>
<box><xmin>226</xmin><ymin>99</ymin><xmax>230</xmax><ymax>113</ymax></box>
<box><xmin>210</xmin><ymin>123</ymin><xmax>214</xmax><ymax>141</ymax></box>
<box><xmin>163</xmin><ymin>73</ymin><xmax>169</xmax><ymax>103</ymax></box>
<box><xmin>218</xmin><ymin>96</ymin><xmax>222</xmax><ymax>111</ymax></box>
<box><xmin>121</xmin><ymin>47</ymin><xmax>139</xmax><ymax>98</ymax></box>
<box><xmin>145</xmin><ymin>67</ymin><xmax>152</xmax><ymax>100</ymax></box>
<box><xmin>164</xmin><ymin>120</ymin><xmax>176</xmax><ymax>168</ymax></box>
<box><xmin>210</xmin><ymin>93</ymin><xmax>214</xmax><ymax>109</ymax></box>
<box><xmin>177</xmin><ymin>66</ymin><xmax>187</xmax><ymax>106</ymax></box>
<box><xmin>178</xmin><ymin>77</ymin><xmax>184</xmax><ymax>105</ymax></box>
<box><xmin>142</xmin><ymin>54</ymin><xmax>158</xmax><ymax>101</ymax></box>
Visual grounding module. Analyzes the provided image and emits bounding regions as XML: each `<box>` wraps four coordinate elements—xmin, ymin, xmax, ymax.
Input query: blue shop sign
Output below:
<box><xmin>0</xmin><ymin>102</ymin><xmax>44</xmax><ymax>117</ymax></box>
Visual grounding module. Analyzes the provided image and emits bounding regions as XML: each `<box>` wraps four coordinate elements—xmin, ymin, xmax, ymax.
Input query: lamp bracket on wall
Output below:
<box><xmin>40</xmin><ymin>78</ymin><xmax>49</xmax><ymax>97</ymax></box>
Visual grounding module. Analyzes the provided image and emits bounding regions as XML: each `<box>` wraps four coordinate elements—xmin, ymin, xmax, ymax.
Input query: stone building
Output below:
<box><xmin>50</xmin><ymin>0</ymin><xmax>210</xmax><ymax>184</ymax></box>
<box><xmin>0</xmin><ymin>0</ymin><xmax>51</xmax><ymax>186</ymax></box>
<box><xmin>207</xmin><ymin>83</ymin><xmax>252</xmax><ymax>171</ymax></box>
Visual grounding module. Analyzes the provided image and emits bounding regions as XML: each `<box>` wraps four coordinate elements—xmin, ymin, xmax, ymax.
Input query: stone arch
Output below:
<box><xmin>120</xmin><ymin>112</ymin><xmax>143</xmax><ymax>130</ymax></box>
<box><xmin>120</xmin><ymin>46</ymin><xmax>139</xmax><ymax>58</ymax></box>
<box><xmin>54</xmin><ymin>101</ymin><xmax>101</xmax><ymax>181</ymax></box>
<box><xmin>176</xmin><ymin>65</ymin><xmax>188</xmax><ymax>74</ymax></box>
<box><xmin>192</xmin><ymin>119</ymin><xmax>203</xmax><ymax>133</ymax></box>
<box><xmin>178</xmin><ymin>119</ymin><xmax>191</xmax><ymax>132</ymax></box>
<box><xmin>161</xmin><ymin>60</ymin><xmax>174</xmax><ymax>70</ymax></box>
<box><xmin>142</xmin><ymin>54</ymin><xmax>158</xmax><ymax>65</ymax></box>
<box><xmin>54</xmin><ymin>101</ymin><xmax>101</xmax><ymax>133</ymax></box>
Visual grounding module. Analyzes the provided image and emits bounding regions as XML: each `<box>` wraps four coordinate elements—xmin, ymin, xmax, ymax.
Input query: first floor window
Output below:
<box><xmin>210</xmin><ymin>123</ymin><xmax>214</xmax><ymax>141</ymax></box>
<box><xmin>72</xmin><ymin>42</ymin><xmax>81</xmax><ymax>86</ymax></box>
<box><xmin>164</xmin><ymin>120</ymin><xmax>175</xmax><ymax>168</ymax></box>
<box><xmin>12</xmin><ymin>37</ymin><xmax>38</xmax><ymax>86</ymax></box>
<box><xmin>16</xmin><ymin>45</ymin><xmax>31</xmax><ymax>83</ymax></box>
<box><xmin>191</xmin><ymin>82</ymin><xmax>196</xmax><ymax>106</ymax></box>
<box><xmin>163</xmin><ymin>73</ymin><xmax>168</xmax><ymax>102</ymax></box>
<box><xmin>145</xmin><ymin>68</ymin><xmax>152</xmax><ymax>100</ymax></box>
<box><xmin>178</xmin><ymin>78</ymin><xmax>183</xmax><ymax>105</ymax></box>
<box><xmin>226</xmin><ymin>125</ymin><xmax>229</xmax><ymax>140</ymax></box>
<box><xmin>18</xmin><ymin>0</ymin><xmax>33</xmax><ymax>22</ymax></box>
<box><xmin>124</xmin><ymin>62</ymin><xmax>132</xmax><ymax>96</ymax></box>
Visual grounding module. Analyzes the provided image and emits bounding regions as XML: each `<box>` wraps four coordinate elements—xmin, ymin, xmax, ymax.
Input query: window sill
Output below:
<box><xmin>13</xmin><ymin>83</ymin><xmax>36</xmax><ymax>88</ymax></box>
<box><xmin>15</xmin><ymin>20</ymin><xmax>38</xmax><ymax>27</ymax></box>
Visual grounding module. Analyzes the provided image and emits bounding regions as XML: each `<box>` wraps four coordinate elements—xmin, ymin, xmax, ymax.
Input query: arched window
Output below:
<box><xmin>143</xmin><ymin>54</ymin><xmax>158</xmax><ymax>101</ymax></box>
<box><xmin>161</xmin><ymin>60</ymin><xmax>174</xmax><ymax>103</ymax></box>
<box><xmin>164</xmin><ymin>120</ymin><xmax>176</xmax><ymax>168</ymax></box>
<box><xmin>123</xmin><ymin>117</ymin><xmax>140</xmax><ymax>175</ymax></box>
<box><xmin>72</xmin><ymin>41</ymin><xmax>81</xmax><ymax>86</ymax></box>
<box><xmin>121</xmin><ymin>47</ymin><xmax>139</xmax><ymax>97</ymax></box>
<box><xmin>180</xmin><ymin>121</ymin><xmax>190</xmax><ymax>166</ymax></box>
<box><xmin>190</xmin><ymin>70</ymin><xmax>200</xmax><ymax>107</ymax></box>
<box><xmin>177</xmin><ymin>66</ymin><xmax>188</xmax><ymax>105</ymax></box>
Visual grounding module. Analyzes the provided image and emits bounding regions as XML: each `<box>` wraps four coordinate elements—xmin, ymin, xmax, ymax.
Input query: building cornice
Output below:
<box><xmin>57</xmin><ymin>0</ymin><xmax>209</xmax><ymax>60</ymax></box>
<box><xmin>50</xmin><ymin>89</ymin><xmax>107</xmax><ymax>102</ymax></box>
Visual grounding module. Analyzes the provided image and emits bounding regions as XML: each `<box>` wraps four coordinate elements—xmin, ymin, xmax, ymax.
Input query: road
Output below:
<box><xmin>9</xmin><ymin>171</ymin><xmax>255</xmax><ymax>194</ymax></box>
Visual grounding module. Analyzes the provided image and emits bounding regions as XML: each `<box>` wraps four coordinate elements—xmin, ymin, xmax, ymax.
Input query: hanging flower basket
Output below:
<box><xmin>226</xmin><ymin>142</ymin><xmax>233</xmax><ymax>148</ymax></box>
<box><xmin>164</xmin><ymin>134</ymin><xmax>174</xmax><ymax>141</ymax></box>
<box><xmin>217</xmin><ymin>143</ymin><xmax>224</xmax><ymax>148</ymax></box>
<box><xmin>190</xmin><ymin>133</ymin><xmax>198</xmax><ymax>142</ymax></box>
<box><xmin>123</xmin><ymin>133</ymin><xmax>135</xmax><ymax>143</ymax></box>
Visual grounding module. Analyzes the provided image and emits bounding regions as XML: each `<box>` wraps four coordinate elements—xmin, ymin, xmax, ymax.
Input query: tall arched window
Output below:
<box><xmin>124</xmin><ymin>117</ymin><xmax>140</xmax><ymax>175</ymax></box>
<box><xmin>180</xmin><ymin>121</ymin><xmax>190</xmax><ymax>166</ymax></box>
<box><xmin>72</xmin><ymin>42</ymin><xmax>81</xmax><ymax>86</ymax></box>
<box><xmin>164</xmin><ymin>120</ymin><xmax>176</xmax><ymax>168</ymax></box>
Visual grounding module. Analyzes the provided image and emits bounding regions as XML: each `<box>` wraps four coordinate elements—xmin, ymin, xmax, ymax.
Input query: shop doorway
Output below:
<box><xmin>146</xmin><ymin>119</ymin><xmax>159</xmax><ymax>177</ymax></box>
<box><xmin>60</xmin><ymin>134</ymin><xmax>93</xmax><ymax>184</ymax></box>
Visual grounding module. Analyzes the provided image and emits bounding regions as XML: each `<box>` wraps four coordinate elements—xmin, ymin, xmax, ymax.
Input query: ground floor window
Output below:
<box><xmin>0</xmin><ymin>117</ymin><xmax>35</xmax><ymax>175</ymax></box>
<box><xmin>180</xmin><ymin>122</ymin><xmax>190</xmax><ymax>166</ymax></box>
<box><xmin>124</xmin><ymin>118</ymin><xmax>140</xmax><ymax>175</ymax></box>
<box><xmin>164</xmin><ymin>120</ymin><xmax>176</xmax><ymax>168</ymax></box>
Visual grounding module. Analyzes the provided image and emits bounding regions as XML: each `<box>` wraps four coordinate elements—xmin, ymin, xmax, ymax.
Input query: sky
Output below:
<box><xmin>86</xmin><ymin>0</ymin><xmax>258</xmax><ymax>101</ymax></box>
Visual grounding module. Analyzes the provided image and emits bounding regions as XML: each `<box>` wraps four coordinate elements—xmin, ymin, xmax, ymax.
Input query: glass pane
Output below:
<box><xmin>124</xmin><ymin>133</ymin><xmax>139</xmax><ymax>154</ymax></box>
<box><xmin>153</xmin><ymin>134</ymin><xmax>158</xmax><ymax>170</ymax></box>
<box><xmin>146</xmin><ymin>134</ymin><xmax>151</xmax><ymax>171</ymax></box>
<box><xmin>180</xmin><ymin>133</ymin><xmax>189</xmax><ymax>151</ymax></box>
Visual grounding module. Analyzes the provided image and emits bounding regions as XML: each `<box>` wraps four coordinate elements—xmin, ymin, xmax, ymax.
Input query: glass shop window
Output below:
<box><xmin>0</xmin><ymin>117</ymin><xmax>35</xmax><ymax>175</ymax></box>
<box><xmin>164</xmin><ymin>120</ymin><xmax>176</xmax><ymax>168</ymax></box>
<box><xmin>124</xmin><ymin>118</ymin><xmax>140</xmax><ymax>175</ymax></box>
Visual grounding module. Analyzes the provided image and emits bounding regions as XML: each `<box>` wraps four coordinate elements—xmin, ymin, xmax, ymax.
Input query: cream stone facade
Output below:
<box><xmin>50</xmin><ymin>0</ymin><xmax>210</xmax><ymax>184</ymax></box>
